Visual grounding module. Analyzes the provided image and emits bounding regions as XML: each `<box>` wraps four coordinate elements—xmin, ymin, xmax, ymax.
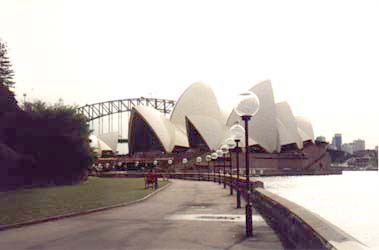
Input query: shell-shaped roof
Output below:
<box><xmin>187</xmin><ymin>115</ymin><xmax>228</xmax><ymax>150</ymax></box>
<box><xmin>249</xmin><ymin>80</ymin><xmax>279</xmax><ymax>152</ymax></box>
<box><xmin>170</xmin><ymin>81</ymin><xmax>227</xmax><ymax>150</ymax></box>
<box><xmin>173</xmin><ymin>123</ymin><xmax>190</xmax><ymax>148</ymax></box>
<box><xmin>89</xmin><ymin>134</ymin><xmax>112</xmax><ymax>156</ymax></box>
<box><xmin>227</xmin><ymin>80</ymin><xmax>278</xmax><ymax>153</ymax></box>
<box><xmin>276</xmin><ymin>101</ymin><xmax>303</xmax><ymax>149</ymax></box>
<box><xmin>127</xmin><ymin>80</ymin><xmax>315</xmax><ymax>154</ymax></box>
<box><xmin>98</xmin><ymin>132</ymin><xmax>119</xmax><ymax>152</ymax></box>
<box><xmin>170</xmin><ymin>81</ymin><xmax>222</xmax><ymax>132</ymax></box>
<box><xmin>295</xmin><ymin>116</ymin><xmax>314</xmax><ymax>142</ymax></box>
<box><xmin>131</xmin><ymin>106</ymin><xmax>176</xmax><ymax>152</ymax></box>
<box><xmin>130</xmin><ymin>106</ymin><xmax>190</xmax><ymax>152</ymax></box>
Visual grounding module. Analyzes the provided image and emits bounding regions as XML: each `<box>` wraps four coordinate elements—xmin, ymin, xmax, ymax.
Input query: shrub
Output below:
<box><xmin>0</xmin><ymin>101</ymin><xmax>94</xmax><ymax>189</ymax></box>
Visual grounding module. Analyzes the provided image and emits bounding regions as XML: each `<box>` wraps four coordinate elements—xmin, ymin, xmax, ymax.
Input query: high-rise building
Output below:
<box><xmin>352</xmin><ymin>139</ymin><xmax>365</xmax><ymax>152</ymax></box>
<box><xmin>332</xmin><ymin>133</ymin><xmax>342</xmax><ymax>151</ymax></box>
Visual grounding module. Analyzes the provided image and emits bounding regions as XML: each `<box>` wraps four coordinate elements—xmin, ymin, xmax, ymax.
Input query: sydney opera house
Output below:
<box><xmin>127</xmin><ymin>80</ymin><xmax>331</xmax><ymax>171</ymax></box>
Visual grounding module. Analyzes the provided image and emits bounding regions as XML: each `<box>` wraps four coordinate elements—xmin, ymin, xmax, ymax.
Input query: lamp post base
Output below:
<box><xmin>236</xmin><ymin>190</ymin><xmax>241</xmax><ymax>208</ymax></box>
<box><xmin>230</xmin><ymin>180</ymin><xmax>233</xmax><ymax>195</ymax></box>
<box><xmin>223</xmin><ymin>176</ymin><xmax>226</xmax><ymax>188</ymax></box>
<box><xmin>245</xmin><ymin>203</ymin><xmax>253</xmax><ymax>237</ymax></box>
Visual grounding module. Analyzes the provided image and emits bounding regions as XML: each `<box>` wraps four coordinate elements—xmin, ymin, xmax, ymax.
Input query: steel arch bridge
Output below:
<box><xmin>76</xmin><ymin>97</ymin><xmax>176</xmax><ymax>121</ymax></box>
<box><xmin>76</xmin><ymin>97</ymin><xmax>176</xmax><ymax>139</ymax></box>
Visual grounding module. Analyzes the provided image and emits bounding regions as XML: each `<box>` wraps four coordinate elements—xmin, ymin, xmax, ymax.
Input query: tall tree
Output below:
<box><xmin>0</xmin><ymin>39</ymin><xmax>18</xmax><ymax>115</ymax></box>
<box><xmin>0</xmin><ymin>39</ymin><xmax>15</xmax><ymax>88</ymax></box>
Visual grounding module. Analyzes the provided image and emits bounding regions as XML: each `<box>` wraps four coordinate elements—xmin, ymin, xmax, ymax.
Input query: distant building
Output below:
<box><xmin>376</xmin><ymin>146</ymin><xmax>378</xmax><ymax>152</ymax></box>
<box><xmin>341</xmin><ymin>143</ymin><xmax>354</xmax><ymax>155</ymax></box>
<box><xmin>332</xmin><ymin>133</ymin><xmax>342</xmax><ymax>151</ymax></box>
<box><xmin>352</xmin><ymin>139</ymin><xmax>365</xmax><ymax>153</ymax></box>
<box><xmin>316</xmin><ymin>136</ymin><xmax>326</xmax><ymax>143</ymax></box>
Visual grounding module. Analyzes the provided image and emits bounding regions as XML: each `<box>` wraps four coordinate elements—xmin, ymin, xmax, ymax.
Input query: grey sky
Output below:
<box><xmin>1</xmin><ymin>0</ymin><xmax>378</xmax><ymax>148</ymax></box>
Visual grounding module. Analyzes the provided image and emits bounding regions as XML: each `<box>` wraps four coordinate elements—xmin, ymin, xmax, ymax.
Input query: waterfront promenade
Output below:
<box><xmin>0</xmin><ymin>179</ymin><xmax>283</xmax><ymax>250</ymax></box>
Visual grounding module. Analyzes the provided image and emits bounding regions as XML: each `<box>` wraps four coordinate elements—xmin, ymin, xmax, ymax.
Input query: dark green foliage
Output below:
<box><xmin>0</xmin><ymin>101</ymin><xmax>94</xmax><ymax>190</ymax></box>
<box><xmin>0</xmin><ymin>84</ymin><xmax>19</xmax><ymax>115</ymax></box>
<box><xmin>0</xmin><ymin>38</ymin><xmax>94</xmax><ymax>190</ymax></box>
<box><xmin>0</xmin><ymin>40</ymin><xmax>15</xmax><ymax>88</ymax></box>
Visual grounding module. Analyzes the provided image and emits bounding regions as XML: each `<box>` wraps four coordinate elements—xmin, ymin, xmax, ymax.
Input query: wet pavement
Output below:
<box><xmin>0</xmin><ymin>179</ymin><xmax>284</xmax><ymax>250</ymax></box>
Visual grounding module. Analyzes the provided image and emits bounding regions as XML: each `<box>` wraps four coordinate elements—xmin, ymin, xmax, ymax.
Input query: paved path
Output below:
<box><xmin>0</xmin><ymin>180</ymin><xmax>284</xmax><ymax>250</ymax></box>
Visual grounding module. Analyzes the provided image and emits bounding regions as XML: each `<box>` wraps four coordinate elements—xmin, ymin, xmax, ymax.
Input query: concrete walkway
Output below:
<box><xmin>0</xmin><ymin>180</ymin><xmax>284</xmax><ymax>250</ymax></box>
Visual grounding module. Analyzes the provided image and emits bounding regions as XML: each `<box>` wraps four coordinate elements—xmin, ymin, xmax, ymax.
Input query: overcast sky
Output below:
<box><xmin>1</xmin><ymin>0</ymin><xmax>378</xmax><ymax>148</ymax></box>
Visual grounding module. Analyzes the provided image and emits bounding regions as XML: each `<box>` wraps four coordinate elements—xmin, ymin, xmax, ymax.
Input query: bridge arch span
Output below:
<box><xmin>75</xmin><ymin>97</ymin><xmax>176</xmax><ymax>146</ymax></box>
<box><xmin>76</xmin><ymin>97</ymin><xmax>176</xmax><ymax>121</ymax></box>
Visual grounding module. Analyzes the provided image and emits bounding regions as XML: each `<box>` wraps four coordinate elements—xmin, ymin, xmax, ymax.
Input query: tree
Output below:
<box><xmin>0</xmin><ymin>39</ymin><xmax>18</xmax><ymax>115</ymax></box>
<box><xmin>0</xmin><ymin>84</ymin><xmax>19</xmax><ymax>115</ymax></box>
<box><xmin>0</xmin><ymin>39</ymin><xmax>15</xmax><ymax>88</ymax></box>
<box><xmin>0</xmin><ymin>100</ymin><xmax>95</xmax><ymax>188</ymax></box>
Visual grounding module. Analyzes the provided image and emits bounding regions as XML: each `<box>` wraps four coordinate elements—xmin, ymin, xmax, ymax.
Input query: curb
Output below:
<box><xmin>0</xmin><ymin>181</ymin><xmax>172</xmax><ymax>232</ymax></box>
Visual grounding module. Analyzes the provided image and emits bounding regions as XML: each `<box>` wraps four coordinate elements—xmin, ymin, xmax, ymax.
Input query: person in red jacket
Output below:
<box><xmin>145</xmin><ymin>169</ymin><xmax>157</xmax><ymax>189</ymax></box>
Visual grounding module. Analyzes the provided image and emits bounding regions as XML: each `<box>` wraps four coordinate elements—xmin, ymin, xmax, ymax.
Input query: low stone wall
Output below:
<box><xmin>252</xmin><ymin>188</ymin><xmax>366</xmax><ymax>250</ymax></box>
<box><xmin>251</xmin><ymin>168</ymin><xmax>342</xmax><ymax>177</ymax></box>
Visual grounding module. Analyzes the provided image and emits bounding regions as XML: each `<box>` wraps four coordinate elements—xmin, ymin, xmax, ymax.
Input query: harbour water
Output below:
<box><xmin>256</xmin><ymin>171</ymin><xmax>379</xmax><ymax>249</ymax></box>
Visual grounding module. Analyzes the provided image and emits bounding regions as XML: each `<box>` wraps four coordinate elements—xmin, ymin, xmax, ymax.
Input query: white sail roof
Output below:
<box><xmin>173</xmin><ymin>124</ymin><xmax>190</xmax><ymax>148</ymax></box>
<box><xmin>187</xmin><ymin>115</ymin><xmax>228</xmax><ymax>150</ymax></box>
<box><xmin>98</xmin><ymin>132</ymin><xmax>119</xmax><ymax>152</ymax></box>
<box><xmin>127</xmin><ymin>79</ymin><xmax>315</xmax><ymax>154</ymax></box>
<box><xmin>131</xmin><ymin>106</ymin><xmax>176</xmax><ymax>152</ymax></box>
<box><xmin>89</xmin><ymin>134</ymin><xmax>112</xmax><ymax>156</ymax></box>
<box><xmin>295</xmin><ymin>116</ymin><xmax>314</xmax><ymax>142</ymax></box>
<box><xmin>227</xmin><ymin>80</ymin><xmax>278</xmax><ymax>153</ymax></box>
<box><xmin>170</xmin><ymin>81</ymin><xmax>223</xmax><ymax>131</ymax></box>
<box><xmin>170</xmin><ymin>81</ymin><xmax>226</xmax><ymax>150</ymax></box>
<box><xmin>297</xmin><ymin>128</ymin><xmax>310</xmax><ymax>142</ymax></box>
<box><xmin>249</xmin><ymin>80</ymin><xmax>279</xmax><ymax>152</ymax></box>
<box><xmin>130</xmin><ymin>106</ymin><xmax>190</xmax><ymax>152</ymax></box>
<box><xmin>276</xmin><ymin>101</ymin><xmax>303</xmax><ymax>149</ymax></box>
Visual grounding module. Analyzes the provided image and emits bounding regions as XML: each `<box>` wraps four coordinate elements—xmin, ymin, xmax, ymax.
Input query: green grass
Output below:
<box><xmin>0</xmin><ymin>177</ymin><xmax>168</xmax><ymax>225</ymax></box>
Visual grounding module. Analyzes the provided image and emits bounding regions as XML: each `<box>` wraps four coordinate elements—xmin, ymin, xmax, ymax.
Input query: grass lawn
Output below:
<box><xmin>0</xmin><ymin>177</ymin><xmax>168</xmax><ymax>225</ymax></box>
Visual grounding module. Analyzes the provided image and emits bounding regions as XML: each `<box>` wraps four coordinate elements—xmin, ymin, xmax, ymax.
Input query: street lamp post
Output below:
<box><xmin>205</xmin><ymin>155</ymin><xmax>212</xmax><ymax>181</ymax></box>
<box><xmin>182</xmin><ymin>158</ymin><xmax>188</xmax><ymax>165</ymax></box>
<box><xmin>225</xmin><ymin>138</ymin><xmax>237</xmax><ymax>196</ymax></box>
<box><xmin>216</xmin><ymin>149</ymin><xmax>223</xmax><ymax>185</ymax></box>
<box><xmin>153</xmin><ymin>160</ymin><xmax>159</xmax><ymax>189</ymax></box>
<box><xmin>230</xmin><ymin>124</ymin><xmax>244</xmax><ymax>208</ymax></box>
<box><xmin>182</xmin><ymin>158</ymin><xmax>188</xmax><ymax>179</ymax></box>
<box><xmin>196</xmin><ymin>156</ymin><xmax>202</xmax><ymax>181</ymax></box>
<box><xmin>220</xmin><ymin>145</ymin><xmax>229</xmax><ymax>188</ymax></box>
<box><xmin>234</xmin><ymin>91</ymin><xmax>260</xmax><ymax>237</ymax></box>
<box><xmin>211</xmin><ymin>152</ymin><xmax>218</xmax><ymax>182</ymax></box>
<box><xmin>23</xmin><ymin>93</ymin><xmax>27</xmax><ymax>107</ymax></box>
<box><xmin>168</xmin><ymin>159</ymin><xmax>173</xmax><ymax>178</ymax></box>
